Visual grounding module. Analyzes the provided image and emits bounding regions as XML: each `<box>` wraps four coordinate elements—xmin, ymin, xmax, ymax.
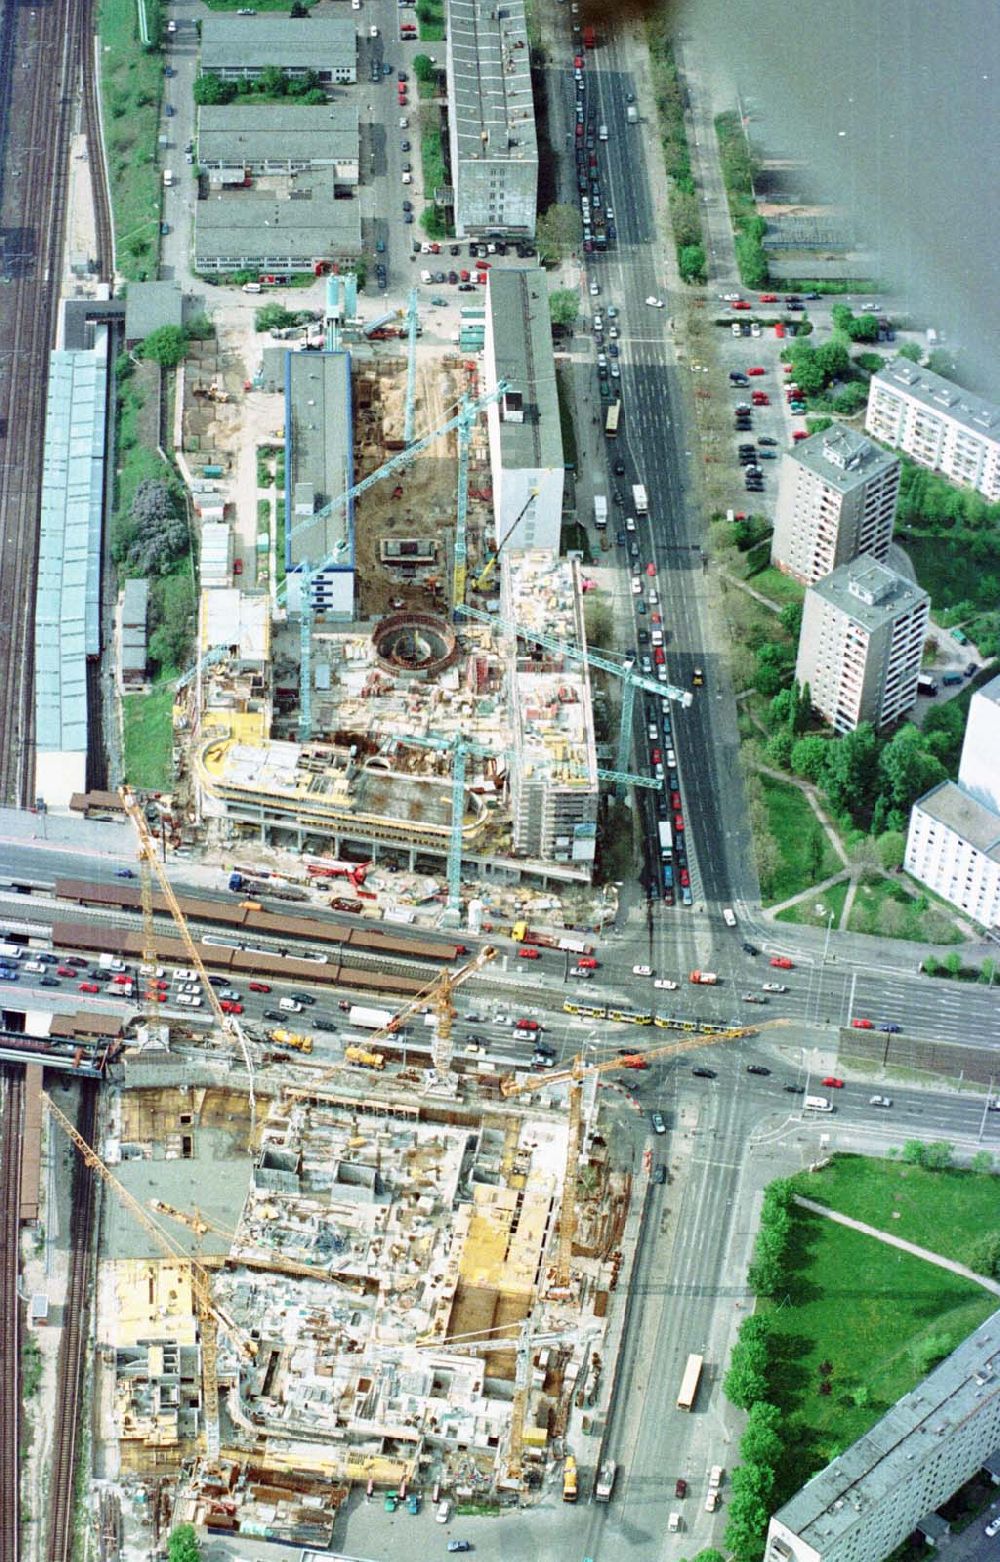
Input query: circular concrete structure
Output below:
<box><xmin>372</xmin><ymin>612</ymin><xmax>458</xmax><ymax>679</ymax></box>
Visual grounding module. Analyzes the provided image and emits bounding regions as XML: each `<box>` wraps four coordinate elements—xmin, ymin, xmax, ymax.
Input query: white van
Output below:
<box><xmin>722</xmin><ymin>907</ymin><xmax>737</xmax><ymax>928</ymax></box>
<box><xmin>280</xmin><ymin>997</ymin><xmax>303</xmax><ymax>1013</ymax></box>
<box><xmin>804</xmin><ymin>1095</ymin><xmax>833</xmax><ymax>1112</ymax></box>
<box><xmin>599</xmin><ymin>123</ymin><xmax>609</xmax><ymax>141</ymax></box>
<box><xmin>241</xmin><ymin>282</ymin><xmax>262</xmax><ymax>293</ymax></box>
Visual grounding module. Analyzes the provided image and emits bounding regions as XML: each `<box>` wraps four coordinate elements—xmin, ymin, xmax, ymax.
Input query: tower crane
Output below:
<box><xmin>284</xmin><ymin>944</ymin><xmax>497</xmax><ymax>1095</ymax></box>
<box><xmin>118</xmin><ymin>787</ymin><xmax>257</xmax><ymax>1144</ymax></box>
<box><xmin>281</xmin><ymin>381</ymin><xmax>509</xmax><ymax>740</ymax></box>
<box><xmin>43</xmin><ymin>1092</ymin><xmax>258</xmax><ymax>1462</ymax></box>
<box><xmin>470</xmin><ymin>485</ymin><xmax>539</xmax><ymax>594</ymax></box>
<box><xmin>404</xmin><ymin>286</ymin><xmax>418</xmax><ymax>445</ymax></box>
<box><xmin>457</xmin><ymin>601</ymin><xmax>694</xmax><ymax>775</ymax></box>
<box><xmin>500</xmin><ymin>1021</ymin><xmax>789</xmax><ymax>1288</ymax></box>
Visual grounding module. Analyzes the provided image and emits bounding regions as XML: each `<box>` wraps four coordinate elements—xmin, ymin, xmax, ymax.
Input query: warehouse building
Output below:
<box><xmin>200</xmin><ymin>15</ymin><xmax>357</xmax><ymax>86</ymax></box>
<box><xmin>197</xmin><ymin>103</ymin><xmax>359</xmax><ymax>187</ymax></box>
<box><xmin>285</xmin><ymin>350</ymin><xmax>355</xmax><ymax>618</ymax></box>
<box><xmin>445</xmin><ymin>0</ymin><xmax>538</xmax><ymax>238</ymax></box>
<box><xmin>194</xmin><ymin>176</ymin><xmax>361</xmax><ymax>276</ymax></box>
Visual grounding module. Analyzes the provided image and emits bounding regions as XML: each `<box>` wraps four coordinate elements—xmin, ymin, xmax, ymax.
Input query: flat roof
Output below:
<box><xmin>194</xmin><ymin>176</ymin><xmax>361</xmax><ymax>262</ymax></box>
<box><xmin>34</xmin><ymin>333</ymin><xmax>109</xmax><ymax>769</ymax></box>
<box><xmin>285</xmin><ymin>350</ymin><xmax>353</xmax><ymax>572</ymax></box>
<box><xmin>123</xmin><ymin>281</ymin><xmax>184</xmax><ymax>342</ymax></box>
<box><xmin>808</xmin><ymin>557</ymin><xmax>928</xmax><ymax>632</ymax></box>
<box><xmin>448</xmin><ymin>0</ymin><xmax>537</xmax><ymax>165</ymax></box>
<box><xmin>774</xmin><ymin>1308</ymin><xmax>1000</xmax><ymax>1548</ymax></box>
<box><xmin>915</xmin><ymin>781</ymin><xmax>1000</xmax><ymax>862</ymax></box>
<box><xmin>872</xmin><ymin>358</ymin><xmax>1000</xmax><ymax>440</ymax></box>
<box><xmin>790</xmin><ymin>423</ymin><xmax>898</xmax><ymax>491</ymax></box>
<box><xmin>488</xmin><ymin>269</ymin><xmax>562</xmax><ymax>470</ymax></box>
<box><xmin>197</xmin><ymin>103</ymin><xmax>359</xmax><ymax>166</ymax></box>
<box><xmin>200</xmin><ymin>14</ymin><xmax>357</xmax><ymax>72</ymax></box>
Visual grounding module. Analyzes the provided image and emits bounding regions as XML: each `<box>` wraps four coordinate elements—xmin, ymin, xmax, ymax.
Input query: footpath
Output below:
<box><xmin>794</xmin><ymin>1196</ymin><xmax>1000</xmax><ymax>1297</ymax></box>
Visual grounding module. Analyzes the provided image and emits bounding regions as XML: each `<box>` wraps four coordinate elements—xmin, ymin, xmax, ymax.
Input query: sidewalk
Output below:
<box><xmin>794</xmin><ymin>1196</ymin><xmax>1000</xmax><ymax>1297</ymax></box>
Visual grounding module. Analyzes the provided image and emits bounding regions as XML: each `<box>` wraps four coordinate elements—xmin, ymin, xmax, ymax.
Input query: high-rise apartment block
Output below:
<box><xmin>905</xmin><ymin>673</ymin><xmax>1000</xmax><ymax>929</ymax></box>
<box><xmin>796</xmin><ymin>558</ymin><xmax>929</xmax><ymax>733</ymax></box>
<box><xmin>445</xmin><ymin>0</ymin><xmax>538</xmax><ymax>239</ymax></box>
<box><xmin>771</xmin><ymin>426</ymin><xmax>900</xmax><ymax>586</ymax></box>
<box><xmin>866</xmin><ymin>358</ymin><xmax>1000</xmax><ymax>501</ymax></box>
<box><xmin>766</xmin><ymin>1308</ymin><xmax>1000</xmax><ymax>1562</ymax></box>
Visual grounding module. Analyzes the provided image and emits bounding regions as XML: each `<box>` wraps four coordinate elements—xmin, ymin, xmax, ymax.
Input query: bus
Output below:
<box><xmin>604</xmin><ymin>401</ymin><xmax>621</xmax><ymax>438</ymax></box>
<box><xmin>677</xmin><ymin>1353</ymin><xmax>704</xmax><ymax>1411</ymax></box>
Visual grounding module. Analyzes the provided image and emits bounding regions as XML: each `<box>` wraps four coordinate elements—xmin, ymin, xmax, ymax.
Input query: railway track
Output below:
<box><xmin>0</xmin><ymin>1068</ymin><xmax>25</xmax><ymax>1562</ymax></box>
<box><xmin>0</xmin><ymin>0</ymin><xmax>110</xmax><ymax>807</ymax></box>
<box><xmin>46</xmin><ymin>1082</ymin><xmax>98</xmax><ymax>1562</ymax></box>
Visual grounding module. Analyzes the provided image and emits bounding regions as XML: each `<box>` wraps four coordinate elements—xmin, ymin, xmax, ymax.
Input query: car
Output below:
<box><xmin>653</xmin><ymin>1164</ymin><xmax>667</xmax><ymax>1185</ymax></box>
<box><xmin>56</xmin><ymin>966</ymin><xmax>78</xmax><ymax>978</ymax></box>
<box><xmin>870</xmin><ymin>1095</ymin><xmax>893</xmax><ymax>1108</ymax></box>
<box><xmin>263</xmin><ymin>1009</ymin><xmax>286</xmax><ymax>1022</ymax></box>
<box><xmin>518</xmin><ymin>947</ymin><xmax>541</xmax><ymax>960</ymax></box>
<box><xmin>447</xmin><ymin>1543</ymin><xmax>472</xmax><ymax>1554</ymax></box>
<box><xmin>692</xmin><ymin>1067</ymin><xmax>716</xmax><ymax>1079</ymax></box>
<box><xmin>436</xmin><ymin>1500</ymin><xmax>452</xmax><ymax>1524</ymax></box>
<box><xmin>758</xmin><ymin>435</ymin><xmax>778</xmax><ymax>446</ymax></box>
<box><xmin>747</xmin><ymin>1064</ymin><xmax>771</xmax><ymax>1076</ymax></box>
<box><xmin>675</xmin><ymin>1477</ymin><xmax>688</xmax><ymax>1498</ymax></box>
<box><xmin>632</xmin><ymin>964</ymin><xmax>653</xmax><ymax>977</ymax></box>
<box><xmin>822</xmin><ymin>1077</ymin><xmax>845</xmax><ymax>1089</ymax></box>
<box><xmin>653</xmin><ymin>978</ymin><xmax>678</xmax><ymax>991</ymax></box>
<box><xmin>762</xmin><ymin>982</ymin><xmax>787</xmax><ymax>993</ymax></box>
<box><xmin>248</xmin><ymin>981</ymin><xmax>271</xmax><ymax>993</ymax></box>
<box><xmin>402</xmin><ymin>199</ymin><xmax>413</xmax><ymax>211</ymax></box>
<box><xmin>613</xmin><ymin>459</ymin><xmax>626</xmax><ymax>477</ymax></box>
<box><xmin>770</xmin><ymin>956</ymin><xmax>794</xmax><ymax>969</ymax></box>
<box><xmin>784</xmin><ymin>1083</ymin><xmax>805</xmax><ymax>1094</ymax></box>
<box><xmin>39</xmin><ymin>975</ymin><xmax>61</xmax><ymax>987</ymax></box>
<box><xmin>742</xmin><ymin>941</ymin><xmax>759</xmax><ymax>956</ymax></box>
<box><xmin>384</xmin><ymin>1494</ymin><xmax>398</xmax><ymax>1513</ymax></box>
<box><xmin>163</xmin><ymin>65</ymin><xmax>176</xmax><ymax>76</ymax></box>
<box><xmin>589</xmin><ymin>279</ymin><xmax>600</xmax><ymax>296</ymax></box>
<box><xmin>879</xmin><ymin>1023</ymin><xmax>901</xmax><ymax>1034</ymax></box>
<box><xmin>290</xmin><ymin>992</ymin><xmax>316</xmax><ymax>1006</ymax></box>
<box><xmin>851</xmin><ymin>1018</ymin><xmax>874</xmax><ymax>1030</ymax></box>
<box><xmin>220</xmin><ymin>1000</ymin><xmax>243</xmax><ymax>1015</ymax></box>
<box><xmin>729</xmin><ymin>371</ymin><xmax>749</xmax><ymax>384</ymax></box>
<box><xmin>177</xmin><ymin>993</ymin><xmax>202</xmax><ymax>1007</ymax></box>
<box><xmin>984</xmin><ymin>1518</ymin><xmax>1000</xmax><ymax>1538</ymax></box>
<box><xmin>576</xmin><ymin>956</ymin><xmax>598</xmax><ymax>970</ymax></box>
<box><xmin>741</xmin><ymin>992</ymin><xmax>767</xmax><ymax>1004</ymax></box>
<box><xmin>631</xmin><ymin>577</ymin><xmax>643</xmax><ymax>595</ymax></box>
<box><xmin>679</xmin><ymin>867</ymin><xmax>690</xmax><ymax>886</ymax></box>
<box><xmin>651</xmin><ymin>1111</ymin><xmax>667</xmax><ymax>1134</ymax></box>
<box><xmin>746</xmin><ymin>366</ymin><xmax>766</xmax><ymax>376</ymax></box>
<box><xmin>731</xmin><ymin>300</ymin><xmax>750</xmax><ymax>310</ymax></box>
<box><xmin>645</xmin><ymin>296</ymin><xmax>664</xmax><ymax>308</ymax></box>
<box><xmin>513</xmin><ymin>1017</ymin><xmax>539</xmax><ymax>1031</ymax></box>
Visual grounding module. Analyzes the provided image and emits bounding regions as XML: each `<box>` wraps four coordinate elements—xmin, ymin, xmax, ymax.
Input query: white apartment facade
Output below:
<box><xmin>905</xmin><ymin>673</ymin><xmax>1000</xmax><ymax>929</ymax></box>
<box><xmin>866</xmin><ymin>359</ymin><xmax>1000</xmax><ymax>501</ymax></box>
<box><xmin>771</xmin><ymin>426</ymin><xmax>900</xmax><ymax>586</ymax></box>
<box><xmin>796</xmin><ymin>559</ymin><xmax>929</xmax><ymax>734</ymax></box>
<box><xmin>766</xmin><ymin>1308</ymin><xmax>1000</xmax><ymax>1562</ymax></box>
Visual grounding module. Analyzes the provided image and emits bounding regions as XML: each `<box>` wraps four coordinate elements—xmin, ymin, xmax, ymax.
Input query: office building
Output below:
<box><xmin>796</xmin><ymin>558</ymin><xmax>929</xmax><ymax>733</ymax></box>
<box><xmin>905</xmin><ymin>674</ymin><xmax>1000</xmax><ymax>929</ymax></box>
<box><xmin>285</xmin><ymin>351</ymin><xmax>354</xmax><ymax>618</ymax></box>
<box><xmin>197</xmin><ymin>104</ymin><xmax>360</xmax><ymax>186</ymax></box>
<box><xmin>200</xmin><ymin>15</ymin><xmax>357</xmax><ymax>86</ymax></box>
<box><xmin>866</xmin><ymin>359</ymin><xmax>1000</xmax><ymax>502</ymax></box>
<box><xmin>483</xmin><ymin>269</ymin><xmax>564</xmax><ymax>556</ymax></box>
<box><xmin>445</xmin><ymin>0</ymin><xmax>538</xmax><ymax>238</ymax></box>
<box><xmin>771</xmin><ymin>426</ymin><xmax>900</xmax><ymax>585</ymax></box>
<box><xmin>766</xmin><ymin>1307</ymin><xmax>1000</xmax><ymax>1562</ymax></box>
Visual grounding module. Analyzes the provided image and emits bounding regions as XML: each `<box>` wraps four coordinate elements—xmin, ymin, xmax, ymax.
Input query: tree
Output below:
<box><xmin>258</xmin><ymin>65</ymin><xmax>290</xmax><ymax>96</ymax></box>
<box><xmin>535</xmin><ymin>203</ymin><xmax>582</xmax><ymax>264</ymax></box>
<box><xmin>167</xmin><ymin>1526</ymin><xmax>201</xmax><ymax>1562</ymax></box>
<box><xmin>724</xmin><ymin>1317</ymin><xmax>773</xmax><ymax>1409</ymax></box>
<box><xmin>139</xmin><ymin>325</ymin><xmax>188</xmax><ymax>368</ymax></box>
<box><xmin>847</xmin><ymin>833</ymin><xmax>881</xmax><ymax>883</ymax></box>
<box><xmin>548</xmin><ymin>288</ymin><xmax>579</xmax><ymax>330</ymax></box>
<box><xmin>754</xmin><ymin>641</ymin><xmax>794</xmax><ymax>698</ymax></box>
<box><xmin>969</xmin><ymin>1153</ymin><xmax>995</xmax><ymax>1178</ymax></box>
<box><xmin>740</xmin><ymin>1402</ymin><xmax>783</xmax><ymax>1467</ymax></box>
<box><xmin>583</xmin><ymin>598</ymin><xmax>613</xmax><ymax>651</ymax></box>
<box><xmin>823</xmin><ymin>723</ymin><xmax>879</xmax><ymax>818</ymax></box>
<box><xmin>764</xmin><ymin>730</ymin><xmax>793</xmax><ymax>770</ymax></box>
<box><xmin>193</xmin><ymin>72</ymin><xmax>235</xmax><ymax>106</ymax></box>
<box><xmin>878</xmin><ymin>724</ymin><xmax>947</xmax><ymax>814</ymax></box>
<box><xmin>831</xmin><ymin>382</ymin><xmax>869</xmax><ymax>414</ymax></box>
<box><xmin>125</xmin><ymin>481</ymin><xmax>189</xmax><ymax>575</ymax></box>
<box><xmin>289</xmin><ymin>0</ymin><xmax>309</xmax><ymax>13</ymax></box>
<box><xmin>896</xmin><ymin>340</ymin><xmax>923</xmax><ymax>363</ymax></box>
<box><xmin>678</xmin><ymin>243</ymin><xmax>706</xmax><ymax>283</ymax></box>
<box><xmin>970</xmin><ymin>1232</ymin><xmax>1000</xmax><ymax>1278</ymax></box>
<box><xmin>790</xmin><ymin>735</ymin><xmax>828</xmax><ymax>786</ymax></box>
<box><xmin>922</xmin><ymin>1141</ymin><xmax>955</xmax><ymax>1169</ymax></box>
<box><xmin>413</xmin><ymin>53</ymin><xmax>437</xmax><ymax>83</ymax></box>
<box><xmin>753</xmin><ymin>832</ymin><xmax>782</xmax><ymax>899</ymax></box>
<box><xmin>779</xmin><ymin>600</ymin><xmax>803</xmax><ymax>640</ymax></box>
<box><xmin>875</xmin><ymin>829</ymin><xmax>907</xmax><ymax>871</ymax></box>
<box><xmin>725</xmin><ymin>1486</ymin><xmax>772</xmax><ymax>1562</ymax></box>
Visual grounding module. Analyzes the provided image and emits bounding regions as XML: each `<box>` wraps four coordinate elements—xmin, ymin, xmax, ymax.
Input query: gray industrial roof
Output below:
<box><xmin>200</xmin><ymin>14</ymin><xmax>357</xmax><ymax>73</ymax></box>
<box><xmin>197</xmin><ymin>103</ymin><xmax>359</xmax><ymax>167</ymax></box>
<box><xmin>195</xmin><ymin>177</ymin><xmax>361</xmax><ymax>265</ymax></box>
<box><xmin>286</xmin><ymin>350</ymin><xmax>353</xmax><ymax>572</ymax></box>
<box><xmin>34</xmin><ymin>333</ymin><xmax>110</xmax><ymax>762</ymax></box>
<box><xmin>790</xmin><ymin>423</ymin><xmax>899</xmax><ymax>492</ymax></box>
<box><xmin>448</xmin><ymin>0</ymin><xmax>537</xmax><ymax>163</ymax></box>
<box><xmin>873</xmin><ymin>357</ymin><xmax>1000</xmax><ymax>438</ymax></box>
<box><xmin>915</xmin><ymin>781</ymin><xmax>1000</xmax><ymax>861</ymax></box>
<box><xmin>124</xmin><ymin>282</ymin><xmax>184</xmax><ymax>343</ymax></box>
<box><xmin>121</xmin><ymin>580</ymin><xmax>149</xmax><ymax>674</ymax></box>
<box><xmin>808</xmin><ymin>556</ymin><xmax>928</xmax><ymax>633</ymax></box>
<box><xmin>773</xmin><ymin>1308</ymin><xmax>1000</xmax><ymax>1548</ymax></box>
<box><xmin>487</xmin><ymin>268</ymin><xmax>562</xmax><ymax>471</ymax></box>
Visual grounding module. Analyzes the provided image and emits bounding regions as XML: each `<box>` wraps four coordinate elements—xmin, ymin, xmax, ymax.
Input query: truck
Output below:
<box><xmin>228</xmin><ymin>870</ymin><xmax>246</xmax><ymax>892</ymax></box>
<box><xmin>593</xmin><ymin>494</ymin><xmax>608</xmax><ymax>531</ymax></box>
<box><xmin>595</xmin><ymin>1460</ymin><xmax>617</xmax><ymax>1502</ymax></box>
<box><xmin>511</xmin><ymin>921</ymin><xmax>594</xmax><ymax>956</ymax></box>
<box><xmin>346</xmin><ymin>1004</ymin><xmax>396</xmax><ymax>1032</ymax></box>
<box><xmin>269</xmin><ymin>1028</ymin><xmax>313</xmax><ymax>1053</ymax></box>
<box><xmin>305</xmin><ymin>856</ymin><xmax>370</xmax><ymax>886</ymax></box>
<box><xmin>917</xmin><ymin>674</ymin><xmax>939</xmax><ymax>697</ymax></box>
<box><xmin>632</xmin><ymin>483</ymin><xmax>648</xmax><ymax>515</ymax></box>
<box><xmin>658</xmin><ymin>820</ymin><xmax>673</xmax><ymax>860</ymax></box>
<box><xmin>581</xmin><ymin>22</ymin><xmax>596</xmax><ymax>47</ymax></box>
<box><xmin>345</xmin><ymin>1044</ymin><xmax>385</xmax><ymax>1070</ymax></box>
<box><xmin>689</xmin><ymin>970</ymin><xmax>719</xmax><ymax>985</ymax></box>
<box><xmin>562</xmin><ymin>1455</ymin><xmax>579</xmax><ymax>1503</ymax></box>
<box><xmin>627</xmin><ymin>104</ymin><xmax>639</xmax><ymax>124</ymax></box>
<box><xmin>99</xmin><ymin>953</ymin><xmax>127</xmax><ymax>972</ymax></box>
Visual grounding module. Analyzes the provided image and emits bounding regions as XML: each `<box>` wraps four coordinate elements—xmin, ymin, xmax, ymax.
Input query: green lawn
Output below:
<box><xmin>848</xmin><ymin>875</ymin><xmax>965</xmax><ymax>945</ymax></box>
<box><xmin>775</xmin><ymin>876</ymin><xmax>849</xmax><ymax>929</ymax></box>
<box><xmin>747</xmin><ymin>565</ymin><xmax>805</xmax><ymax>610</ymax></box>
<box><xmin>421</xmin><ymin>125</ymin><xmax>446</xmax><ymax>197</ymax></box>
<box><xmin>790</xmin><ymin>1154</ymin><xmax>1000</xmax><ymax>1270</ymax></box>
<box><xmin>765</xmin><ymin>1200</ymin><xmax>995</xmax><ymax>1489</ymax></box>
<box><xmin>123</xmin><ymin>680</ymin><xmax>176</xmax><ymax>789</ymax></box>
<box><xmin>98</xmin><ymin>0</ymin><xmax>165</xmax><ymax>280</ymax></box>
<box><xmin>759</xmin><ymin>773</ymin><xmax>841</xmax><ymax>905</ymax></box>
<box><xmin>416</xmin><ymin>0</ymin><xmax>445</xmax><ymax>42</ymax></box>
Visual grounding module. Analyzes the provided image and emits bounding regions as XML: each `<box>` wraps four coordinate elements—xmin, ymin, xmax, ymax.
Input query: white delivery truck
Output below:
<box><xmin>658</xmin><ymin>820</ymin><xmax>673</xmax><ymax>860</ymax></box>
<box><xmin>632</xmin><ymin>483</ymin><xmax>648</xmax><ymax>515</ymax></box>
<box><xmin>593</xmin><ymin>494</ymin><xmax>608</xmax><ymax>530</ymax></box>
<box><xmin>347</xmin><ymin>1005</ymin><xmax>395</xmax><ymax>1031</ymax></box>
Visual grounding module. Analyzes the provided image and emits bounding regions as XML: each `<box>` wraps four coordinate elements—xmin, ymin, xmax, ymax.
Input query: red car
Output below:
<box><xmin>822</xmin><ymin>1076</ymin><xmax>845</xmax><ymax>1088</ymax></box>
<box><xmin>680</xmin><ymin>868</ymin><xmax>690</xmax><ymax>887</ymax></box>
<box><xmin>518</xmin><ymin>947</ymin><xmax>541</xmax><ymax>960</ymax></box>
<box><xmin>770</xmin><ymin>956</ymin><xmax>794</xmax><ymax>969</ymax></box>
<box><xmin>651</xmin><ymin>747</ymin><xmax>662</xmax><ymax>764</ymax></box>
<box><xmin>673</xmin><ymin>813</ymin><xmax>684</xmax><ymax>832</ymax></box>
<box><xmin>147</xmin><ymin>978</ymin><xmax>167</xmax><ymax>990</ymax></box>
<box><xmin>746</xmin><ymin>366</ymin><xmax>766</xmax><ymax>376</ymax></box>
<box><xmin>577</xmin><ymin>956</ymin><xmax>599</xmax><ymax>970</ymax></box>
<box><xmin>851</xmin><ymin>1018</ymin><xmax>874</xmax><ymax>1030</ymax></box>
<box><xmin>792</xmin><ymin>428</ymin><xmax>808</xmax><ymax>440</ymax></box>
<box><xmin>573</xmin><ymin>53</ymin><xmax>584</xmax><ymax>67</ymax></box>
<box><xmin>79</xmin><ymin>981</ymin><xmax>99</xmax><ymax>994</ymax></box>
<box><xmin>731</xmin><ymin>300</ymin><xmax>751</xmax><ymax>310</ymax></box>
<box><xmin>57</xmin><ymin>966</ymin><xmax>77</xmax><ymax>978</ymax></box>
<box><xmin>651</xmin><ymin>611</ymin><xmax>662</xmax><ymax>625</ymax></box>
<box><xmin>774</xmin><ymin>322</ymin><xmax>786</xmax><ymax>338</ymax></box>
<box><xmin>654</xmin><ymin>647</ymin><xmax>665</xmax><ymax>664</ymax></box>
<box><xmin>249</xmin><ymin>981</ymin><xmax>271</xmax><ymax>993</ymax></box>
<box><xmin>111</xmin><ymin>973</ymin><xmax>132</xmax><ymax>985</ymax></box>
<box><xmin>758</xmin><ymin>293</ymin><xmax>777</xmax><ymax>303</ymax></box>
<box><xmin>646</xmin><ymin>562</ymin><xmax>657</xmax><ymax>577</ymax></box>
<box><xmin>515</xmin><ymin>1018</ymin><xmax>539</xmax><ymax>1031</ymax></box>
<box><xmin>220</xmin><ymin>1000</ymin><xmax>243</xmax><ymax>1015</ymax></box>
<box><xmin>145</xmin><ymin>991</ymin><xmax>166</xmax><ymax>1004</ymax></box>
<box><xmin>675</xmin><ymin>1478</ymin><xmax>688</xmax><ymax>1498</ymax></box>
<box><xmin>670</xmin><ymin>791</ymin><xmax>681</xmax><ymax>808</ymax></box>
<box><xmin>459</xmin><ymin>268</ymin><xmax>470</xmax><ymax>281</ymax></box>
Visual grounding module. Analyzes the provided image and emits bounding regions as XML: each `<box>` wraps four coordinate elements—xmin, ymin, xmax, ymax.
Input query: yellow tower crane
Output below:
<box><xmin>43</xmin><ymin>1092</ymin><xmax>258</xmax><ymax>1462</ymax></box>
<box><xmin>500</xmin><ymin>1021</ymin><xmax>790</xmax><ymax>1288</ymax></box>
<box><xmin>118</xmin><ymin>786</ymin><xmax>258</xmax><ymax>1143</ymax></box>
